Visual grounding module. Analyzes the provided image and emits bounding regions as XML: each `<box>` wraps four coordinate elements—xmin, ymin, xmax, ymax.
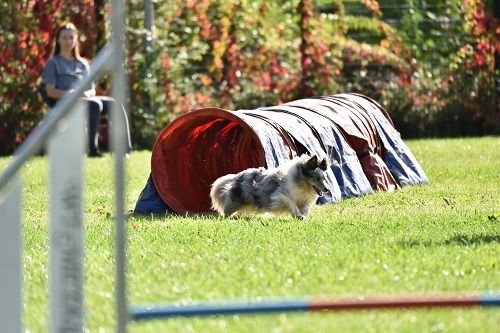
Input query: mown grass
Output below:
<box><xmin>1</xmin><ymin>137</ymin><xmax>499</xmax><ymax>332</ymax></box>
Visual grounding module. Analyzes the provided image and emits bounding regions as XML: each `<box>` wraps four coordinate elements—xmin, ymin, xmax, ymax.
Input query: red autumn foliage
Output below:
<box><xmin>0</xmin><ymin>0</ymin><xmax>102</xmax><ymax>155</ymax></box>
<box><xmin>1</xmin><ymin>0</ymin><xmax>498</xmax><ymax>154</ymax></box>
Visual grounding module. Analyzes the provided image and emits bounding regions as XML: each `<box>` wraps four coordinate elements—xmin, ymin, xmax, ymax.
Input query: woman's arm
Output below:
<box><xmin>45</xmin><ymin>83</ymin><xmax>71</xmax><ymax>99</ymax></box>
<box><xmin>83</xmin><ymin>88</ymin><xmax>96</xmax><ymax>97</ymax></box>
<box><xmin>46</xmin><ymin>84</ymin><xmax>96</xmax><ymax>99</ymax></box>
<box><xmin>81</xmin><ymin>59</ymin><xmax>96</xmax><ymax>98</ymax></box>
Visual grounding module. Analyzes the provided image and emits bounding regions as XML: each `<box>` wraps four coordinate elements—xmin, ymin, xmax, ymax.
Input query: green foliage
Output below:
<box><xmin>389</xmin><ymin>0</ymin><xmax>500</xmax><ymax>137</ymax></box>
<box><xmin>123</xmin><ymin>0</ymin><xmax>411</xmax><ymax>147</ymax></box>
<box><xmin>398</xmin><ymin>0</ymin><xmax>464</xmax><ymax>63</ymax></box>
<box><xmin>2</xmin><ymin>137</ymin><xmax>499</xmax><ymax>331</ymax></box>
<box><xmin>0</xmin><ymin>1</ymin><xmax>498</xmax><ymax>154</ymax></box>
<box><xmin>0</xmin><ymin>0</ymin><xmax>102</xmax><ymax>154</ymax></box>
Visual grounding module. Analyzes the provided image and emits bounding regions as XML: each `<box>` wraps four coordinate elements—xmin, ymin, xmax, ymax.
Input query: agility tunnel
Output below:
<box><xmin>134</xmin><ymin>93</ymin><xmax>428</xmax><ymax>214</ymax></box>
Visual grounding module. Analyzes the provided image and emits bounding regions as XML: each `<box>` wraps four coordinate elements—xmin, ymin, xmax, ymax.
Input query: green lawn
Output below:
<box><xmin>1</xmin><ymin>137</ymin><xmax>499</xmax><ymax>332</ymax></box>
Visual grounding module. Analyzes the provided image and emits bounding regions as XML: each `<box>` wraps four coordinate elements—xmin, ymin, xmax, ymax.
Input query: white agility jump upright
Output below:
<box><xmin>48</xmin><ymin>102</ymin><xmax>86</xmax><ymax>332</ymax></box>
<box><xmin>0</xmin><ymin>0</ymin><xmax>127</xmax><ymax>331</ymax></box>
<box><xmin>0</xmin><ymin>178</ymin><xmax>22</xmax><ymax>332</ymax></box>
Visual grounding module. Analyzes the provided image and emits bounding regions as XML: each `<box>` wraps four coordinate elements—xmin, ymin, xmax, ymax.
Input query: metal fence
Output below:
<box><xmin>0</xmin><ymin>0</ymin><xmax>128</xmax><ymax>331</ymax></box>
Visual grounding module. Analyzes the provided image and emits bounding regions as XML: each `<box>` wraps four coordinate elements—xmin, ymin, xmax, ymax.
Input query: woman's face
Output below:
<box><xmin>58</xmin><ymin>29</ymin><xmax>78</xmax><ymax>52</ymax></box>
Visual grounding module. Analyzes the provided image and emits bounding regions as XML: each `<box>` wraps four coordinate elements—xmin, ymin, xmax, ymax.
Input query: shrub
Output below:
<box><xmin>388</xmin><ymin>0</ymin><xmax>499</xmax><ymax>137</ymax></box>
<box><xmin>0</xmin><ymin>0</ymin><xmax>101</xmax><ymax>155</ymax></box>
<box><xmin>125</xmin><ymin>0</ymin><xmax>413</xmax><ymax>148</ymax></box>
<box><xmin>1</xmin><ymin>1</ymin><xmax>497</xmax><ymax>155</ymax></box>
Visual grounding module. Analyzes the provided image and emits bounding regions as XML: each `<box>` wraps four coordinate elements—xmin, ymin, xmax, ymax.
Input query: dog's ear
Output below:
<box><xmin>319</xmin><ymin>157</ymin><xmax>328</xmax><ymax>171</ymax></box>
<box><xmin>305</xmin><ymin>155</ymin><xmax>318</xmax><ymax>169</ymax></box>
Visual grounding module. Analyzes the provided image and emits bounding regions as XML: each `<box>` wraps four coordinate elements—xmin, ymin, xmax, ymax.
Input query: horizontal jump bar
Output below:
<box><xmin>131</xmin><ymin>294</ymin><xmax>500</xmax><ymax>321</ymax></box>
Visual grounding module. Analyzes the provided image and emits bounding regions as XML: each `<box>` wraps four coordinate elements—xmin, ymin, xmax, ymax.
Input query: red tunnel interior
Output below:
<box><xmin>151</xmin><ymin>108</ymin><xmax>267</xmax><ymax>213</ymax></box>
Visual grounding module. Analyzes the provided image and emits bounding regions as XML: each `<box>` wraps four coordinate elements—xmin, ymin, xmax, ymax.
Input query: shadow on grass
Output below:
<box><xmin>127</xmin><ymin>210</ymin><xmax>219</xmax><ymax>220</ymax></box>
<box><xmin>399</xmin><ymin>234</ymin><xmax>500</xmax><ymax>248</ymax></box>
<box><xmin>127</xmin><ymin>211</ymin><xmax>294</xmax><ymax>226</ymax></box>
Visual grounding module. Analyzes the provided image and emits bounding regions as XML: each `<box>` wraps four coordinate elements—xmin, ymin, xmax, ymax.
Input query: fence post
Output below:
<box><xmin>144</xmin><ymin>0</ymin><xmax>154</xmax><ymax>51</ymax></box>
<box><xmin>111</xmin><ymin>0</ymin><xmax>129</xmax><ymax>330</ymax></box>
<box><xmin>0</xmin><ymin>178</ymin><xmax>23</xmax><ymax>332</ymax></box>
<box><xmin>48</xmin><ymin>101</ymin><xmax>85</xmax><ymax>332</ymax></box>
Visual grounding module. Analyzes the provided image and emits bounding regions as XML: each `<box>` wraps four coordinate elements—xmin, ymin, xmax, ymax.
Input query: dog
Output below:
<box><xmin>210</xmin><ymin>154</ymin><xmax>329</xmax><ymax>219</ymax></box>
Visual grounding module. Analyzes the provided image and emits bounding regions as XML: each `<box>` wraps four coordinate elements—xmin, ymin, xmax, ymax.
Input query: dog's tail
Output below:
<box><xmin>209</xmin><ymin>174</ymin><xmax>234</xmax><ymax>216</ymax></box>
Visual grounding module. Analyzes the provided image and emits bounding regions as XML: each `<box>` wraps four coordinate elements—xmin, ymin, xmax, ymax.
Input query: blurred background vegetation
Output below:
<box><xmin>0</xmin><ymin>0</ymin><xmax>498</xmax><ymax>154</ymax></box>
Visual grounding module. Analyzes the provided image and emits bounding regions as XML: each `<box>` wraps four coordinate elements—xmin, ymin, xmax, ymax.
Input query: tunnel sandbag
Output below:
<box><xmin>251</xmin><ymin>105</ymin><xmax>373</xmax><ymax>199</ymax></box>
<box><xmin>241</xmin><ymin>109</ymin><xmax>342</xmax><ymax>203</ymax></box>
<box><xmin>338</xmin><ymin>93</ymin><xmax>429</xmax><ymax>186</ymax></box>
<box><xmin>133</xmin><ymin>174</ymin><xmax>171</xmax><ymax>215</ymax></box>
<box><xmin>283</xmin><ymin>96</ymin><xmax>399</xmax><ymax>191</ymax></box>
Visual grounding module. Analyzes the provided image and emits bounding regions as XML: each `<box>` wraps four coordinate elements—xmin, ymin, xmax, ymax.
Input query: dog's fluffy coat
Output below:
<box><xmin>210</xmin><ymin>154</ymin><xmax>329</xmax><ymax>218</ymax></box>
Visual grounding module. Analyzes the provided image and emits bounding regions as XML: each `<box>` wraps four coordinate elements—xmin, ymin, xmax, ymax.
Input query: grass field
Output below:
<box><xmin>1</xmin><ymin>136</ymin><xmax>499</xmax><ymax>332</ymax></box>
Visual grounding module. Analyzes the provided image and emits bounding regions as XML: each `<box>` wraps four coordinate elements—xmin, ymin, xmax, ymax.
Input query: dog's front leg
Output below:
<box><xmin>290</xmin><ymin>207</ymin><xmax>304</xmax><ymax>219</ymax></box>
<box><xmin>299</xmin><ymin>204</ymin><xmax>311</xmax><ymax>217</ymax></box>
<box><xmin>272</xmin><ymin>195</ymin><xmax>304</xmax><ymax>219</ymax></box>
<box><xmin>283</xmin><ymin>198</ymin><xmax>304</xmax><ymax>219</ymax></box>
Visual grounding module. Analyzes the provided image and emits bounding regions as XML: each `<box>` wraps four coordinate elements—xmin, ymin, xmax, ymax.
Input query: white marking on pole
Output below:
<box><xmin>0</xmin><ymin>178</ymin><xmax>23</xmax><ymax>333</ymax></box>
<box><xmin>48</xmin><ymin>101</ymin><xmax>85</xmax><ymax>332</ymax></box>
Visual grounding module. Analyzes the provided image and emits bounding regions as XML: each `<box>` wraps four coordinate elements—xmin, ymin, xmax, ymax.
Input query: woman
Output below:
<box><xmin>41</xmin><ymin>22</ymin><xmax>131</xmax><ymax>157</ymax></box>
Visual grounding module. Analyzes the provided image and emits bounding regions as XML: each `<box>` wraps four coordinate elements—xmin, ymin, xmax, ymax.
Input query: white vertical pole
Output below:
<box><xmin>0</xmin><ymin>178</ymin><xmax>23</xmax><ymax>333</ymax></box>
<box><xmin>144</xmin><ymin>0</ymin><xmax>155</xmax><ymax>50</ymax></box>
<box><xmin>48</xmin><ymin>101</ymin><xmax>85</xmax><ymax>333</ymax></box>
<box><xmin>111</xmin><ymin>0</ymin><xmax>129</xmax><ymax>331</ymax></box>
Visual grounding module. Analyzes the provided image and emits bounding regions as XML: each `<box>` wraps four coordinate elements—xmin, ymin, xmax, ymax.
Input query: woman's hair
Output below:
<box><xmin>50</xmin><ymin>22</ymin><xmax>84</xmax><ymax>61</ymax></box>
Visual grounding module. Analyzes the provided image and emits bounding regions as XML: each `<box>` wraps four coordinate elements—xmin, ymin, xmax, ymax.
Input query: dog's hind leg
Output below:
<box><xmin>222</xmin><ymin>200</ymin><xmax>242</xmax><ymax>218</ymax></box>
